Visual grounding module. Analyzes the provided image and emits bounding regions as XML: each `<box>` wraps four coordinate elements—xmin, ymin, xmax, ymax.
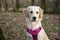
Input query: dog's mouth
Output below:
<box><xmin>32</xmin><ymin>19</ymin><xmax>36</xmax><ymax>22</ymax></box>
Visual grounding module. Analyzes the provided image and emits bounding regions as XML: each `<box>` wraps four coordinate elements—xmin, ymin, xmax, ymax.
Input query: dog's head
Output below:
<box><xmin>24</xmin><ymin>6</ymin><xmax>44</xmax><ymax>22</ymax></box>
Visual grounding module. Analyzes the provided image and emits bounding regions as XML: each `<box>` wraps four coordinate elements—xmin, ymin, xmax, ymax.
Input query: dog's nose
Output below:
<box><xmin>33</xmin><ymin>17</ymin><xmax>36</xmax><ymax>20</ymax></box>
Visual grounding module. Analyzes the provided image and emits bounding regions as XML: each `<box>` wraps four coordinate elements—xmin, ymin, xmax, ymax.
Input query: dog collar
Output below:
<box><xmin>26</xmin><ymin>27</ymin><xmax>42</xmax><ymax>40</ymax></box>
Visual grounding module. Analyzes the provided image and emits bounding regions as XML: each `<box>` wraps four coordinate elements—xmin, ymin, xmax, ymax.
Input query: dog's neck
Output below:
<box><xmin>26</xmin><ymin>18</ymin><xmax>42</xmax><ymax>30</ymax></box>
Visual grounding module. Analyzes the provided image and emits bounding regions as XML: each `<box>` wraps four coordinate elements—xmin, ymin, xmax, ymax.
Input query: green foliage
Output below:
<box><xmin>5</xmin><ymin>8</ymin><xmax>22</xmax><ymax>13</ymax></box>
<box><xmin>0</xmin><ymin>24</ymin><xmax>5</xmax><ymax>40</ymax></box>
<box><xmin>13</xmin><ymin>8</ymin><xmax>22</xmax><ymax>13</ymax></box>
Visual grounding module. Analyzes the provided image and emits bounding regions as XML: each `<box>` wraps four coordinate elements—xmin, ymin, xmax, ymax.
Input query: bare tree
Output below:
<box><xmin>0</xmin><ymin>0</ymin><xmax>2</xmax><ymax>12</ymax></box>
<box><xmin>0</xmin><ymin>2</ymin><xmax>1</xmax><ymax>12</ymax></box>
<box><xmin>53</xmin><ymin>0</ymin><xmax>60</xmax><ymax>13</ymax></box>
<box><xmin>5</xmin><ymin>0</ymin><xmax>8</xmax><ymax>11</ymax></box>
<box><xmin>41</xmin><ymin>0</ymin><xmax>47</xmax><ymax>13</ymax></box>
<box><xmin>11</xmin><ymin>0</ymin><xmax>14</xmax><ymax>9</ymax></box>
<box><xmin>16</xmin><ymin>0</ymin><xmax>20</xmax><ymax>10</ymax></box>
<box><xmin>31</xmin><ymin>0</ymin><xmax>35</xmax><ymax>6</ymax></box>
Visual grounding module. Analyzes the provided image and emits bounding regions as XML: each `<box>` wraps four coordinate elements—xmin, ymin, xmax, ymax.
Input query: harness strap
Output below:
<box><xmin>26</xmin><ymin>27</ymin><xmax>42</xmax><ymax>40</ymax></box>
<box><xmin>33</xmin><ymin>35</ymin><xmax>37</xmax><ymax>40</ymax></box>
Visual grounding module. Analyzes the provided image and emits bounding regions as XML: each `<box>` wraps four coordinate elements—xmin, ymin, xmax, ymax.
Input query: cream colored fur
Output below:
<box><xmin>24</xmin><ymin>6</ymin><xmax>49</xmax><ymax>40</ymax></box>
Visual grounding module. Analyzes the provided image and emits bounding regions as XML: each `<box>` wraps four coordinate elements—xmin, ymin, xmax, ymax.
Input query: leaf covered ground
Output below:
<box><xmin>0</xmin><ymin>12</ymin><xmax>60</xmax><ymax>40</ymax></box>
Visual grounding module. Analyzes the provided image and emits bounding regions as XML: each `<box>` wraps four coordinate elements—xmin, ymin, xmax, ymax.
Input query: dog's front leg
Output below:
<box><xmin>26</xmin><ymin>31</ymin><xmax>33</xmax><ymax>40</ymax></box>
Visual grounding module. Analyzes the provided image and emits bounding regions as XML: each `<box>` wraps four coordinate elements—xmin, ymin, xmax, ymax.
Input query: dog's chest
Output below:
<box><xmin>26</xmin><ymin>20</ymin><xmax>42</xmax><ymax>30</ymax></box>
<box><xmin>26</xmin><ymin>27</ymin><xmax>42</xmax><ymax>40</ymax></box>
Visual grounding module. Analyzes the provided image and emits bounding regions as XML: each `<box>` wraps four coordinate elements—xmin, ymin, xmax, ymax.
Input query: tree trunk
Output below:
<box><xmin>0</xmin><ymin>2</ymin><xmax>1</xmax><ymax>12</ymax></box>
<box><xmin>0</xmin><ymin>0</ymin><xmax>2</xmax><ymax>12</ymax></box>
<box><xmin>53</xmin><ymin>0</ymin><xmax>60</xmax><ymax>13</ymax></box>
<box><xmin>16</xmin><ymin>0</ymin><xmax>20</xmax><ymax>10</ymax></box>
<box><xmin>31</xmin><ymin>0</ymin><xmax>34</xmax><ymax>6</ymax></box>
<box><xmin>41</xmin><ymin>0</ymin><xmax>47</xmax><ymax>13</ymax></box>
<box><xmin>5</xmin><ymin>0</ymin><xmax>8</xmax><ymax>11</ymax></box>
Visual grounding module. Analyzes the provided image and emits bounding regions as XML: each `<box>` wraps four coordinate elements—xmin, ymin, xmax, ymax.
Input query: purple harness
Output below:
<box><xmin>26</xmin><ymin>27</ymin><xmax>42</xmax><ymax>40</ymax></box>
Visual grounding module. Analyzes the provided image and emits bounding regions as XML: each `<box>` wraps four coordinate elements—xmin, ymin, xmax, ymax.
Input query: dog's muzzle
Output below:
<box><xmin>32</xmin><ymin>17</ymin><xmax>36</xmax><ymax>21</ymax></box>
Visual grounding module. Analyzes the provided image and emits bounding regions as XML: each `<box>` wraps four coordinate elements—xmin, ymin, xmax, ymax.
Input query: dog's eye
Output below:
<box><xmin>30</xmin><ymin>11</ymin><xmax>33</xmax><ymax>13</ymax></box>
<box><xmin>36</xmin><ymin>12</ymin><xmax>39</xmax><ymax>14</ymax></box>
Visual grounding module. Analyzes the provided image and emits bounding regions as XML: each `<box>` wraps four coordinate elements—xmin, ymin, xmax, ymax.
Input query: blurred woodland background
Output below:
<box><xmin>0</xmin><ymin>0</ymin><xmax>60</xmax><ymax>40</ymax></box>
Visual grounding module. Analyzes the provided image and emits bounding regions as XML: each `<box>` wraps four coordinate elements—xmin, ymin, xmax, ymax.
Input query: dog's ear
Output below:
<box><xmin>23</xmin><ymin>8</ymin><xmax>29</xmax><ymax>17</ymax></box>
<box><xmin>39</xmin><ymin>8</ymin><xmax>44</xmax><ymax>19</ymax></box>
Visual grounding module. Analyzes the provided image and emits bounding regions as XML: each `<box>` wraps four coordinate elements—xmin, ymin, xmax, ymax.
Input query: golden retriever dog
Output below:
<box><xmin>24</xmin><ymin>6</ymin><xmax>49</xmax><ymax>40</ymax></box>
